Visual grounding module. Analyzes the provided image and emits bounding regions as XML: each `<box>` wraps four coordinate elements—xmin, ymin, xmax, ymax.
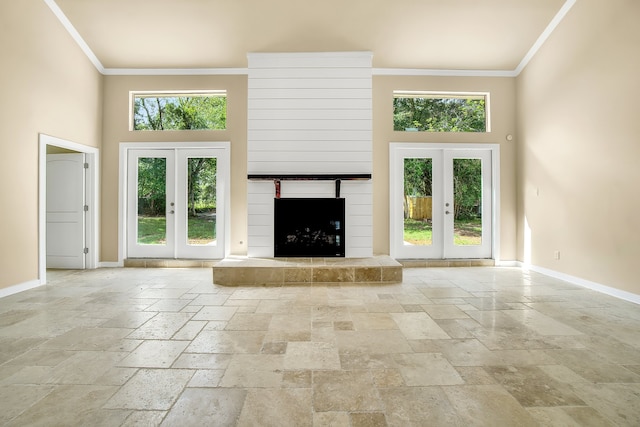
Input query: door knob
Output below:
<box><xmin>445</xmin><ymin>210</ymin><xmax>451</xmax><ymax>215</ymax></box>
<box><xmin>170</xmin><ymin>210</ymin><xmax>175</xmax><ymax>214</ymax></box>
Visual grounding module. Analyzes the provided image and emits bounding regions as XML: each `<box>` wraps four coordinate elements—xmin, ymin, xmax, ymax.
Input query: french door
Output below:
<box><xmin>390</xmin><ymin>145</ymin><xmax>494</xmax><ymax>259</ymax></box>
<box><xmin>127</xmin><ymin>148</ymin><xmax>227</xmax><ymax>259</ymax></box>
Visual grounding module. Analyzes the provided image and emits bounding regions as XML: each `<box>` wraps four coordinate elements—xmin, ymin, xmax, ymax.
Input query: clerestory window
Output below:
<box><xmin>131</xmin><ymin>91</ymin><xmax>227</xmax><ymax>131</ymax></box>
<box><xmin>393</xmin><ymin>91</ymin><xmax>489</xmax><ymax>132</ymax></box>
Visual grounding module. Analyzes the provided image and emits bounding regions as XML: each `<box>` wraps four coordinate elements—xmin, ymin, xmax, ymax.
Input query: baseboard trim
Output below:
<box><xmin>495</xmin><ymin>260</ymin><xmax>519</xmax><ymax>267</ymax></box>
<box><xmin>99</xmin><ymin>262</ymin><xmax>123</xmax><ymax>268</ymax></box>
<box><xmin>0</xmin><ymin>279</ymin><xmax>43</xmax><ymax>299</ymax></box>
<box><xmin>519</xmin><ymin>262</ymin><xmax>640</xmax><ymax>305</ymax></box>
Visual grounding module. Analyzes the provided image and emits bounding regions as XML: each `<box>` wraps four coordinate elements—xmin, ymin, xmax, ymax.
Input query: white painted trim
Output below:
<box><xmin>119</xmin><ymin>141</ymin><xmax>231</xmax><ymax>264</ymax></box>
<box><xmin>118</xmin><ymin>144</ymin><xmax>127</xmax><ymax>266</ymax></box>
<box><xmin>0</xmin><ymin>280</ymin><xmax>43</xmax><ymax>299</ymax></box>
<box><xmin>388</xmin><ymin>144</ymin><xmax>403</xmax><ymax>259</ymax></box>
<box><xmin>389</xmin><ymin>143</ymin><xmax>501</xmax><ymax>261</ymax></box>
<box><xmin>374</xmin><ymin>68</ymin><xmax>517</xmax><ymax>78</ymax></box>
<box><xmin>129</xmin><ymin>90</ymin><xmax>227</xmax><ymax>131</ymax></box>
<box><xmin>46</xmin><ymin>0</ymin><xmax>575</xmax><ymax>78</ymax></box>
<box><xmin>495</xmin><ymin>260</ymin><xmax>519</xmax><ymax>267</ymax></box>
<box><xmin>105</xmin><ymin>68</ymin><xmax>249</xmax><ymax>76</ymax></box>
<box><xmin>513</xmin><ymin>0</ymin><xmax>577</xmax><ymax>75</ymax></box>
<box><xmin>393</xmin><ymin>91</ymin><xmax>492</xmax><ymax>132</ymax></box>
<box><xmin>39</xmin><ymin>134</ymin><xmax>100</xmax><ymax>285</ymax></box>
<box><xmin>388</xmin><ymin>143</ymin><xmax>501</xmax><ymax>152</ymax></box>
<box><xmin>518</xmin><ymin>262</ymin><xmax>640</xmax><ymax>306</ymax></box>
<box><xmin>375</xmin><ymin>0</ymin><xmax>578</xmax><ymax>82</ymax></box>
<box><xmin>248</xmin><ymin>51</ymin><xmax>374</xmax><ymax>60</ymax></box>
<box><xmin>43</xmin><ymin>0</ymin><xmax>105</xmax><ymax>74</ymax></box>
<box><xmin>99</xmin><ymin>262</ymin><xmax>123</xmax><ymax>268</ymax></box>
<box><xmin>491</xmin><ymin>145</ymin><xmax>501</xmax><ymax>264</ymax></box>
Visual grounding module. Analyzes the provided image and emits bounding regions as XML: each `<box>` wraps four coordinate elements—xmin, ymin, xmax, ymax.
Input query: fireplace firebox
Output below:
<box><xmin>274</xmin><ymin>198</ymin><xmax>345</xmax><ymax>257</ymax></box>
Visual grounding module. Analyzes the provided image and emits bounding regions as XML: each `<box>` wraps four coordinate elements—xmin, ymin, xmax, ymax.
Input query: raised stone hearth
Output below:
<box><xmin>212</xmin><ymin>256</ymin><xmax>402</xmax><ymax>286</ymax></box>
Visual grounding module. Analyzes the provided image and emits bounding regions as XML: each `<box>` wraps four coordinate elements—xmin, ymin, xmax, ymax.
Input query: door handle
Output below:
<box><xmin>169</xmin><ymin>210</ymin><xmax>175</xmax><ymax>214</ymax></box>
<box><xmin>445</xmin><ymin>211</ymin><xmax>451</xmax><ymax>215</ymax></box>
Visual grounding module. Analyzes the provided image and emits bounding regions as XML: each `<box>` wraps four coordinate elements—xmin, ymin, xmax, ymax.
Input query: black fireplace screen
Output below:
<box><xmin>274</xmin><ymin>198</ymin><xmax>345</xmax><ymax>257</ymax></box>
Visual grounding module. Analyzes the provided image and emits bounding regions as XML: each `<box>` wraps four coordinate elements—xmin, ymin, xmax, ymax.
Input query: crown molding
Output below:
<box><xmin>103</xmin><ymin>68</ymin><xmax>249</xmax><ymax>76</ymax></box>
<box><xmin>514</xmin><ymin>0</ymin><xmax>577</xmax><ymax>75</ymax></box>
<box><xmin>372</xmin><ymin>68</ymin><xmax>517</xmax><ymax>78</ymax></box>
<box><xmin>45</xmin><ymin>0</ymin><xmax>577</xmax><ymax>78</ymax></box>
<box><xmin>43</xmin><ymin>0</ymin><xmax>105</xmax><ymax>73</ymax></box>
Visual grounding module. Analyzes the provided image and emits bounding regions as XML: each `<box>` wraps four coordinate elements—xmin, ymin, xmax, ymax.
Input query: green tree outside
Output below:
<box><xmin>403</xmin><ymin>158</ymin><xmax>482</xmax><ymax>221</ymax></box>
<box><xmin>133</xmin><ymin>95</ymin><xmax>222</xmax><ymax>244</ymax></box>
<box><xmin>394</xmin><ymin>97</ymin><xmax>486</xmax><ymax>132</ymax></box>
<box><xmin>134</xmin><ymin>95</ymin><xmax>226</xmax><ymax>131</ymax></box>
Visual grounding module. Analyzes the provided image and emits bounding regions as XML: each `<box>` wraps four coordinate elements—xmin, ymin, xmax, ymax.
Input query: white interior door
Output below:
<box><xmin>46</xmin><ymin>153</ymin><xmax>86</xmax><ymax>268</ymax></box>
<box><xmin>127</xmin><ymin>148</ymin><xmax>225</xmax><ymax>259</ymax></box>
<box><xmin>390</xmin><ymin>145</ymin><xmax>493</xmax><ymax>259</ymax></box>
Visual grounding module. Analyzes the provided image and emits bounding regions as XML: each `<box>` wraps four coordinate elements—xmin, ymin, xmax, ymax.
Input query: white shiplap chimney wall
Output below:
<box><xmin>247</xmin><ymin>52</ymin><xmax>373</xmax><ymax>258</ymax></box>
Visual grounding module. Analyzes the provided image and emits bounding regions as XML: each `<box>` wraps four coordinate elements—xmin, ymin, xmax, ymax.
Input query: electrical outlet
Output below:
<box><xmin>554</xmin><ymin>251</ymin><xmax>560</xmax><ymax>260</ymax></box>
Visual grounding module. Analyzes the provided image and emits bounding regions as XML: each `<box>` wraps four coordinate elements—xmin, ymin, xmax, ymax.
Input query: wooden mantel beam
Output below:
<box><xmin>248</xmin><ymin>174</ymin><xmax>371</xmax><ymax>181</ymax></box>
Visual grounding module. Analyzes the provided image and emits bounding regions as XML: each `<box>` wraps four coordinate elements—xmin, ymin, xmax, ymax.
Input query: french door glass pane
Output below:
<box><xmin>403</xmin><ymin>158</ymin><xmax>433</xmax><ymax>246</ymax></box>
<box><xmin>137</xmin><ymin>158</ymin><xmax>167</xmax><ymax>245</ymax></box>
<box><xmin>186</xmin><ymin>157</ymin><xmax>217</xmax><ymax>246</ymax></box>
<box><xmin>453</xmin><ymin>158</ymin><xmax>482</xmax><ymax>246</ymax></box>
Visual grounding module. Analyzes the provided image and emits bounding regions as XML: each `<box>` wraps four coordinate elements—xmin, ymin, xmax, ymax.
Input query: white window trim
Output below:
<box><xmin>393</xmin><ymin>91</ymin><xmax>491</xmax><ymax>133</ymax></box>
<box><xmin>129</xmin><ymin>90</ymin><xmax>227</xmax><ymax>131</ymax></box>
<box><xmin>118</xmin><ymin>141</ymin><xmax>231</xmax><ymax>265</ymax></box>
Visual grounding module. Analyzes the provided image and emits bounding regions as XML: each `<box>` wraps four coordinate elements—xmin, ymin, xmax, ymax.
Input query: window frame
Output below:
<box><xmin>129</xmin><ymin>90</ymin><xmax>227</xmax><ymax>132</ymax></box>
<box><xmin>393</xmin><ymin>91</ymin><xmax>491</xmax><ymax>133</ymax></box>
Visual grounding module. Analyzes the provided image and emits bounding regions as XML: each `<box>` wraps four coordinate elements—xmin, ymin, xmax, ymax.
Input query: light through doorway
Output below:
<box><xmin>390</xmin><ymin>144</ymin><xmax>496</xmax><ymax>259</ymax></box>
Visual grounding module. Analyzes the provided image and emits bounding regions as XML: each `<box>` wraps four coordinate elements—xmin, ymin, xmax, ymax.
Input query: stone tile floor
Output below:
<box><xmin>0</xmin><ymin>266</ymin><xmax>639</xmax><ymax>426</ymax></box>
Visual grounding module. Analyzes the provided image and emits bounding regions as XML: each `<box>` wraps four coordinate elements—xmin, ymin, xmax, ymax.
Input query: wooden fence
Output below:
<box><xmin>405</xmin><ymin>196</ymin><xmax>432</xmax><ymax>220</ymax></box>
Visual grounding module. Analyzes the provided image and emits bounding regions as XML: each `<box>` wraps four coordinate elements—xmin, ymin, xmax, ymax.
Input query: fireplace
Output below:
<box><xmin>274</xmin><ymin>198</ymin><xmax>345</xmax><ymax>257</ymax></box>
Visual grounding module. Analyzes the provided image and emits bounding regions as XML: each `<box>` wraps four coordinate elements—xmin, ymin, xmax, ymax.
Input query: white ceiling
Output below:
<box><xmin>51</xmin><ymin>0</ymin><xmax>572</xmax><ymax>72</ymax></box>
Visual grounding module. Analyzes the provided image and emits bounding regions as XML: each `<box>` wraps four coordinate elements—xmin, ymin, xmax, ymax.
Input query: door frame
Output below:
<box><xmin>389</xmin><ymin>142</ymin><xmax>501</xmax><ymax>261</ymax></box>
<box><xmin>38</xmin><ymin>134</ymin><xmax>99</xmax><ymax>284</ymax></box>
<box><xmin>46</xmin><ymin>152</ymin><xmax>87</xmax><ymax>269</ymax></box>
<box><xmin>119</xmin><ymin>141</ymin><xmax>231</xmax><ymax>264</ymax></box>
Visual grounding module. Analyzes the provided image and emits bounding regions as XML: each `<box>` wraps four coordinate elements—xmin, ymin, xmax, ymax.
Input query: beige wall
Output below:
<box><xmin>11</xmin><ymin>0</ymin><xmax>633</xmax><ymax>296</ymax></box>
<box><xmin>101</xmin><ymin>76</ymin><xmax>516</xmax><ymax>262</ymax></box>
<box><xmin>0</xmin><ymin>0</ymin><xmax>102</xmax><ymax>290</ymax></box>
<box><xmin>516</xmin><ymin>0</ymin><xmax>640</xmax><ymax>293</ymax></box>
<box><xmin>101</xmin><ymin>75</ymin><xmax>248</xmax><ymax>262</ymax></box>
<box><xmin>373</xmin><ymin>76</ymin><xmax>518</xmax><ymax>260</ymax></box>
<box><xmin>101</xmin><ymin>74</ymin><xmax>516</xmax><ymax>262</ymax></box>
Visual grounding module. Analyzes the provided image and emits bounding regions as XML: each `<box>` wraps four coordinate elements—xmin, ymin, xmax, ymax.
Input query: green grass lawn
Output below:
<box><xmin>137</xmin><ymin>216</ymin><xmax>216</xmax><ymax>245</ymax></box>
<box><xmin>404</xmin><ymin>217</ymin><xmax>482</xmax><ymax>246</ymax></box>
<box><xmin>187</xmin><ymin>215</ymin><xmax>216</xmax><ymax>244</ymax></box>
<box><xmin>452</xmin><ymin>218</ymin><xmax>482</xmax><ymax>246</ymax></box>
<box><xmin>139</xmin><ymin>215</ymin><xmax>477</xmax><ymax>247</ymax></box>
<box><xmin>403</xmin><ymin>218</ymin><xmax>433</xmax><ymax>245</ymax></box>
<box><xmin>137</xmin><ymin>216</ymin><xmax>166</xmax><ymax>244</ymax></box>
